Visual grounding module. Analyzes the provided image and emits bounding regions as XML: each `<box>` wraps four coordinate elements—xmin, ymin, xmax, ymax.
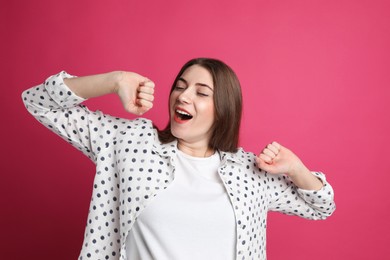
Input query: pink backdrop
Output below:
<box><xmin>2</xmin><ymin>0</ymin><xmax>390</xmax><ymax>259</ymax></box>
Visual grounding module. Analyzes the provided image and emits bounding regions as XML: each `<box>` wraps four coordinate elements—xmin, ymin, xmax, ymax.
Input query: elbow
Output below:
<box><xmin>316</xmin><ymin>201</ymin><xmax>336</xmax><ymax>220</ymax></box>
<box><xmin>21</xmin><ymin>89</ymin><xmax>29</xmax><ymax>106</ymax></box>
<box><xmin>21</xmin><ymin>89</ymin><xmax>34</xmax><ymax>114</ymax></box>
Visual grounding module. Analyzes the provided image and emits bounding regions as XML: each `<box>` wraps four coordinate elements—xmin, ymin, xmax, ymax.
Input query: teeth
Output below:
<box><xmin>176</xmin><ymin>109</ymin><xmax>191</xmax><ymax>116</ymax></box>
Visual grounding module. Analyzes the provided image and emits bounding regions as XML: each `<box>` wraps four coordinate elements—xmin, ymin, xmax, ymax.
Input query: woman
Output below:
<box><xmin>22</xmin><ymin>58</ymin><xmax>335</xmax><ymax>260</ymax></box>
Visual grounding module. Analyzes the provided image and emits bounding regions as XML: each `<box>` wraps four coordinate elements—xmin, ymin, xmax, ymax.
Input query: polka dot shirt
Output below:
<box><xmin>22</xmin><ymin>72</ymin><xmax>336</xmax><ymax>260</ymax></box>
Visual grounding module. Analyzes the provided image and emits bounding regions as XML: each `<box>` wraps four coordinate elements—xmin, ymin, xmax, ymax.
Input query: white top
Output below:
<box><xmin>126</xmin><ymin>150</ymin><xmax>236</xmax><ymax>259</ymax></box>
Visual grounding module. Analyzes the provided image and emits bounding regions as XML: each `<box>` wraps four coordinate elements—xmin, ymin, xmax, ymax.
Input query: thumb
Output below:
<box><xmin>256</xmin><ymin>156</ymin><xmax>274</xmax><ymax>173</ymax></box>
<box><xmin>256</xmin><ymin>156</ymin><xmax>270</xmax><ymax>171</ymax></box>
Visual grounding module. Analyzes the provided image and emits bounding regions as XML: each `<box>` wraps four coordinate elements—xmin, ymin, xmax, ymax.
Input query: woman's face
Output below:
<box><xmin>169</xmin><ymin>65</ymin><xmax>215</xmax><ymax>148</ymax></box>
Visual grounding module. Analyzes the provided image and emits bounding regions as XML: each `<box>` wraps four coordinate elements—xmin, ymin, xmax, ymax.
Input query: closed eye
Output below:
<box><xmin>174</xmin><ymin>85</ymin><xmax>186</xmax><ymax>91</ymax></box>
<box><xmin>197</xmin><ymin>92</ymin><xmax>209</xmax><ymax>97</ymax></box>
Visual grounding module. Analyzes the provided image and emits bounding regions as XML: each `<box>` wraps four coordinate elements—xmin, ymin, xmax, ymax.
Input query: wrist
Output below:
<box><xmin>111</xmin><ymin>71</ymin><xmax>124</xmax><ymax>94</ymax></box>
<box><xmin>287</xmin><ymin>161</ymin><xmax>310</xmax><ymax>178</ymax></box>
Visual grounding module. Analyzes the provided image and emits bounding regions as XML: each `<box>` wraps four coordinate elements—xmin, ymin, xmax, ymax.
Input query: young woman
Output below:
<box><xmin>22</xmin><ymin>58</ymin><xmax>335</xmax><ymax>260</ymax></box>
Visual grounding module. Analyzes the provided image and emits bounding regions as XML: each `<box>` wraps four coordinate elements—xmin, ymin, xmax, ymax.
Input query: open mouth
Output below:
<box><xmin>175</xmin><ymin>108</ymin><xmax>193</xmax><ymax>121</ymax></box>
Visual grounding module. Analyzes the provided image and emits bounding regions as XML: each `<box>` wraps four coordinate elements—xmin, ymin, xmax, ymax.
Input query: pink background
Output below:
<box><xmin>2</xmin><ymin>0</ymin><xmax>390</xmax><ymax>259</ymax></box>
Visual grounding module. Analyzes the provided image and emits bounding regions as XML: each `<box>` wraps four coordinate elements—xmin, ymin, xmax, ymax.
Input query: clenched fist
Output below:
<box><xmin>115</xmin><ymin>72</ymin><xmax>155</xmax><ymax>115</ymax></box>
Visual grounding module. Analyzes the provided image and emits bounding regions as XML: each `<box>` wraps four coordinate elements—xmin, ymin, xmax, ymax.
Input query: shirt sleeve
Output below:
<box><xmin>267</xmin><ymin>171</ymin><xmax>336</xmax><ymax>220</ymax></box>
<box><xmin>22</xmin><ymin>71</ymin><xmax>102</xmax><ymax>162</ymax></box>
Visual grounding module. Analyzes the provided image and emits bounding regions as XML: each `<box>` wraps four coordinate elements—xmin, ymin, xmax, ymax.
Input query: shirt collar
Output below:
<box><xmin>218</xmin><ymin>148</ymin><xmax>245</xmax><ymax>165</ymax></box>
<box><xmin>152</xmin><ymin>134</ymin><xmax>245</xmax><ymax>165</ymax></box>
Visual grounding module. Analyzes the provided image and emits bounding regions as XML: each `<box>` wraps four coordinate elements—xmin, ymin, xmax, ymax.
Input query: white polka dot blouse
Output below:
<box><xmin>22</xmin><ymin>71</ymin><xmax>336</xmax><ymax>260</ymax></box>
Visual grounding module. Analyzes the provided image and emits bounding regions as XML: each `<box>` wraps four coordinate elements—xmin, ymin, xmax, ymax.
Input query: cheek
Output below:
<box><xmin>169</xmin><ymin>93</ymin><xmax>177</xmax><ymax>110</ymax></box>
<box><xmin>199</xmin><ymin>101</ymin><xmax>215</xmax><ymax>122</ymax></box>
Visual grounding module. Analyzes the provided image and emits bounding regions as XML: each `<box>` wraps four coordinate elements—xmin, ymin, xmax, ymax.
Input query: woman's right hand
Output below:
<box><xmin>115</xmin><ymin>71</ymin><xmax>155</xmax><ymax>115</ymax></box>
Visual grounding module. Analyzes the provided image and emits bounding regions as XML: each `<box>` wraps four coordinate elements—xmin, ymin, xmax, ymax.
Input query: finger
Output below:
<box><xmin>133</xmin><ymin>103</ymin><xmax>153</xmax><ymax>116</ymax></box>
<box><xmin>256</xmin><ymin>156</ymin><xmax>273</xmax><ymax>172</ymax></box>
<box><xmin>266</xmin><ymin>143</ymin><xmax>279</xmax><ymax>155</ymax></box>
<box><xmin>262</xmin><ymin>148</ymin><xmax>276</xmax><ymax>159</ymax></box>
<box><xmin>138</xmin><ymin>85</ymin><xmax>155</xmax><ymax>95</ymax></box>
<box><xmin>136</xmin><ymin>98</ymin><xmax>153</xmax><ymax>110</ymax></box>
<box><xmin>141</xmin><ymin>80</ymin><xmax>155</xmax><ymax>88</ymax></box>
<box><xmin>259</xmin><ymin>153</ymin><xmax>273</xmax><ymax>164</ymax></box>
<box><xmin>271</xmin><ymin>141</ymin><xmax>281</xmax><ymax>150</ymax></box>
<box><xmin>137</xmin><ymin>92</ymin><xmax>155</xmax><ymax>102</ymax></box>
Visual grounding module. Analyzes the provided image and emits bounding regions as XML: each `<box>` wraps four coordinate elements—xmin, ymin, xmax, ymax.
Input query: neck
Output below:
<box><xmin>177</xmin><ymin>140</ymin><xmax>214</xmax><ymax>157</ymax></box>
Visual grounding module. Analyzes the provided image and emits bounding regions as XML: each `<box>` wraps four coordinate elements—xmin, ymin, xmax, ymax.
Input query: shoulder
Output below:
<box><xmin>124</xmin><ymin>117</ymin><xmax>155</xmax><ymax>130</ymax></box>
<box><xmin>114</xmin><ymin>117</ymin><xmax>157</xmax><ymax>136</ymax></box>
<box><xmin>220</xmin><ymin>148</ymin><xmax>271</xmax><ymax>187</ymax></box>
<box><xmin>221</xmin><ymin>147</ymin><xmax>262</xmax><ymax>173</ymax></box>
<box><xmin>222</xmin><ymin>147</ymin><xmax>257</xmax><ymax>164</ymax></box>
<box><xmin>89</xmin><ymin>115</ymin><xmax>159</xmax><ymax>143</ymax></box>
<box><xmin>97</xmin><ymin>116</ymin><xmax>154</xmax><ymax>130</ymax></box>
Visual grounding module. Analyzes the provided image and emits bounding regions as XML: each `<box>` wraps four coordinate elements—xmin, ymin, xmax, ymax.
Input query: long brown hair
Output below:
<box><xmin>157</xmin><ymin>58</ymin><xmax>242</xmax><ymax>153</ymax></box>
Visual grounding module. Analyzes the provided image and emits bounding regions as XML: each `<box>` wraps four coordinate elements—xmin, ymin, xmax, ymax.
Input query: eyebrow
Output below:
<box><xmin>178</xmin><ymin>77</ymin><xmax>214</xmax><ymax>92</ymax></box>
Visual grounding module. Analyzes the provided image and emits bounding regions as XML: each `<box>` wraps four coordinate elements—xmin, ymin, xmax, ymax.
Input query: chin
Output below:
<box><xmin>170</xmin><ymin>126</ymin><xmax>184</xmax><ymax>140</ymax></box>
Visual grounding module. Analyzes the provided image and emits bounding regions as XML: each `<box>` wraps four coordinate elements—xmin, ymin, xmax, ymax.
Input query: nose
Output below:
<box><xmin>177</xmin><ymin>89</ymin><xmax>192</xmax><ymax>104</ymax></box>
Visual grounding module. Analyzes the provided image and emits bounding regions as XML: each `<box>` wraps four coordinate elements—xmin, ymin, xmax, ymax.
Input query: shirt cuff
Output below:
<box><xmin>44</xmin><ymin>71</ymin><xmax>86</xmax><ymax>108</ymax></box>
<box><xmin>296</xmin><ymin>171</ymin><xmax>334</xmax><ymax>204</ymax></box>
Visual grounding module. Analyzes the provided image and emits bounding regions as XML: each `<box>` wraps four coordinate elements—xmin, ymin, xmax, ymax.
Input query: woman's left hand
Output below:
<box><xmin>256</xmin><ymin>141</ymin><xmax>305</xmax><ymax>177</ymax></box>
<box><xmin>256</xmin><ymin>141</ymin><xmax>324</xmax><ymax>190</ymax></box>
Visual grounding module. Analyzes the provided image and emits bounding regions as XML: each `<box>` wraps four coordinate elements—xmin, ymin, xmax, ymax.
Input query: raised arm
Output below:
<box><xmin>64</xmin><ymin>71</ymin><xmax>155</xmax><ymax>115</ymax></box>
<box><xmin>256</xmin><ymin>141</ymin><xmax>335</xmax><ymax>219</ymax></box>
<box><xmin>21</xmin><ymin>70</ymin><xmax>155</xmax><ymax>161</ymax></box>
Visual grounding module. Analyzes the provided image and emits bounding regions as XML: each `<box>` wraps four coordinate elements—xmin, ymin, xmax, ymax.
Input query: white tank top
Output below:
<box><xmin>126</xmin><ymin>150</ymin><xmax>236</xmax><ymax>259</ymax></box>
